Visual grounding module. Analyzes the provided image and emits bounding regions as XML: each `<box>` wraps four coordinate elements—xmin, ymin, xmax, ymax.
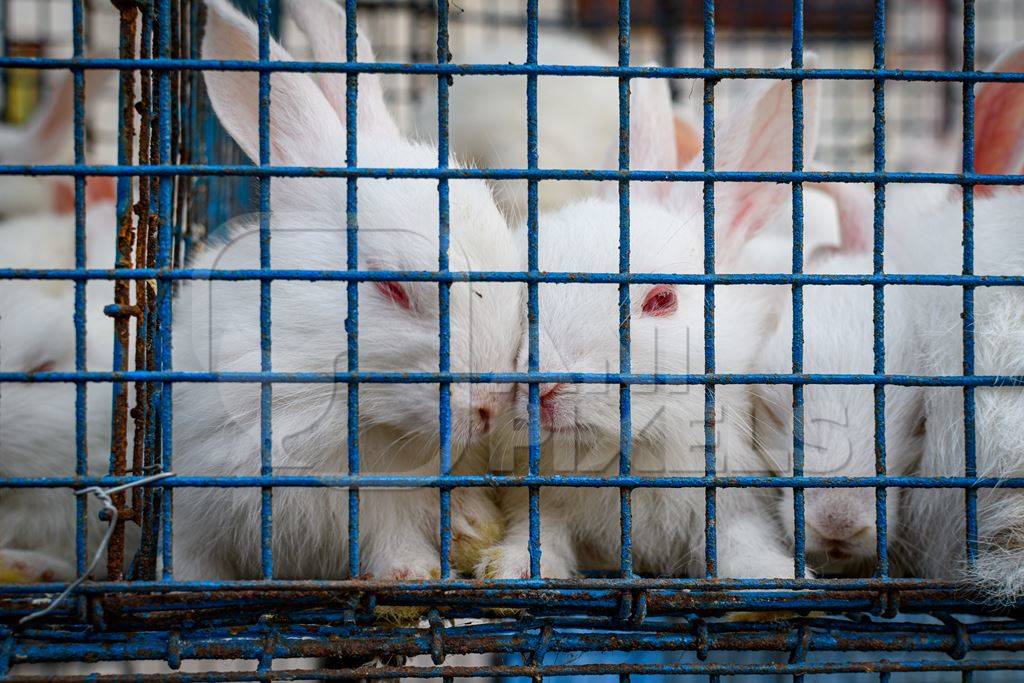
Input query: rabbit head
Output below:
<box><xmin>189</xmin><ymin>0</ymin><xmax>523</xmax><ymax>458</ymax></box>
<box><xmin>506</xmin><ymin>72</ymin><xmax>815</xmax><ymax>472</ymax></box>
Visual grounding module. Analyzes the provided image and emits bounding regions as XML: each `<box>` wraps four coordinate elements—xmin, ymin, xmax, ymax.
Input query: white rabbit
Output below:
<box><xmin>739</xmin><ymin>171</ymin><xmax>925</xmax><ymax>577</ymax></box>
<box><xmin>750</xmin><ymin>246</ymin><xmax>925</xmax><ymax>577</ymax></box>
<box><xmin>744</xmin><ymin>44</ymin><xmax>1022</xmax><ymax>579</ymax></box>
<box><xmin>0</xmin><ymin>68</ymin><xmax>118</xmax><ymax>219</ymax></box>
<box><xmin>895</xmin><ymin>43</ymin><xmax>1024</xmax><ymax>598</ymax></box>
<box><xmin>419</xmin><ymin>34</ymin><xmax>851</xmax><ymax>262</ymax></box>
<box><xmin>478</xmin><ymin>72</ymin><xmax>820</xmax><ymax>580</ymax></box>
<box><xmin>414</xmin><ymin>33</ymin><xmax>712</xmax><ymax>221</ymax></box>
<box><xmin>413</xmin><ymin>31</ymin><xmax>615</xmax><ymax>219</ymax></box>
<box><xmin>0</xmin><ymin>201</ymin><xmax>124</xmax><ymax>582</ymax></box>
<box><xmin>169</xmin><ymin>0</ymin><xmax>519</xmax><ymax>584</ymax></box>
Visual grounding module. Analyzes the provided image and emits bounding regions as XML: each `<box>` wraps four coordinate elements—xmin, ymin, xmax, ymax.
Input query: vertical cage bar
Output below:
<box><xmin>113</xmin><ymin>0</ymin><xmax>142</xmax><ymax>579</ymax></box>
<box><xmin>790</xmin><ymin>0</ymin><xmax>807</xmax><ymax>581</ymax></box>
<box><xmin>525</xmin><ymin>0</ymin><xmax>542</xmax><ymax>579</ymax></box>
<box><xmin>435</xmin><ymin>0</ymin><xmax>453</xmax><ymax>580</ymax></box>
<box><xmin>139</xmin><ymin>0</ymin><xmax>164</xmax><ymax>580</ymax></box>
<box><xmin>960</xmin><ymin>0</ymin><xmax>979</xmax><ymax>569</ymax></box>
<box><xmin>106</xmin><ymin>0</ymin><xmax>141</xmax><ymax>582</ymax></box>
<box><xmin>345</xmin><ymin>0</ymin><xmax>361</xmax><ymax>578</ymax></box>
<box><xmin>871</xmin><ymin>0</ymin><xmax>890</xmax><ymax>579</ymax></box>
<box><xmin>257</xmin><ymin>0</ymin><xmax>274</xmax><ymax>581</ymax></box>
<box><xmin>71</xmin><ymin>0</ymin><xmax>88</xmax><ymax>581</ymax></box>
<box><xmin>701</xmin><ymin>0</ymin><xmax>717</xmax><ymax>580</ymax></box>
<box><xmin>170</xmin><ymin>0</ymin><xmax>183</xmax><ymax>258</ymax></box>
<box><xmin>616</xmin><ymin>0</ymin><xmax>633</xmax><ymax>579</ymax></box>
<box><xmin>157</xmin><ymin>0</ymin><xmax>176</xmax><ymax>580</ymax></box>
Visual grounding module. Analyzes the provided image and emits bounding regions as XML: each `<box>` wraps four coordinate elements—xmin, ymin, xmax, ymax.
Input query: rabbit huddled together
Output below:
<box><xmin>2</xmin><ymin>0</ymin><xmax>1024</xmax><ymax>609</ymax></box>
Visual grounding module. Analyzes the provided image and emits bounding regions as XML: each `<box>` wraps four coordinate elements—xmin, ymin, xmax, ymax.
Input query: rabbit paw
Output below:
<box><xmin>475</xmin><ymin>542</ymin><xmax>573</xmax><ymax>580</ymax></box>
<box><xmin>451</xmin><ymin>491</ymin><xmax>505</xmax><ymax>577</ymax></box>
<box><xmin>475</xmin><ymin>542</ymin><xmax>573</xmax><ymax>618</ymax></box>
<box><xmin>373</xmin><ymin>565</ymin><xmax>441</xmax><ymax>627</ymax></box>
<box><xmin>0</xmin><ymin>549</ymin><xmax>75</xmax><ymax>584</ymax></box>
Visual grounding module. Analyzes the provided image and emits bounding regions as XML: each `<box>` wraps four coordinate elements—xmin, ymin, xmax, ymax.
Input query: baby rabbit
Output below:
<box><xmin>892</xmin><ymin>47</ymin><xmax>1024</xmax><ymax>597</ymax></box>
<box><xmin>0</xmin><ymin>201</ymin><xmax>122</xmax><ymax>582</ymax></box>
<box><xmin>170</xmin><ymin>0</ymin><xmax>521</xmax><ymax>583</ymax></box>
<box><xmin>479</xmin><ymin>73</ymin><xmax>818</xmax><ymax>580</ymax></box>
<box><xmin>750</xmin><ymin>246</ymin><xmax>925</xmax><ymax>577</ymax></box>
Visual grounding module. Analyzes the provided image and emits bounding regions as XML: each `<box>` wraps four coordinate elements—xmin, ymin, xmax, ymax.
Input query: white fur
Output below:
<box><xmin>169</xmin><ymin>0</ymin><xmax>520</xmax><ymax>581</ymax></box>
<box><xmin>750</xmin><ymin>248</ymin><xmax>925</xmax><ymax>577</ymax></box>
<box><xmin>893</xmin><ymin>187</ymin><xmax>1024</xmax><ymax>599</ymax></box>
<box><xmin>413</xmin><ymin>31</ymin><xmax>619</xmax><ymax>219</ymax></box>
<box><xmin>0</xmin><ymin>202</ymin><xmax>124</xmax><ymax>580</ymax></box>
<box><xmin>479</xmin><ymin>73</ymin><xmax>821</xmax><ymax>580</ymax></box>
<box><xmin>0</xmin><ymin>69</ymin><xmax>119</xmax><ymax>219</ymax></box>
<box><xmin>890</xmin><ymin>43</ymin><xmax>1024</xmax><ymax>599</ymax></box>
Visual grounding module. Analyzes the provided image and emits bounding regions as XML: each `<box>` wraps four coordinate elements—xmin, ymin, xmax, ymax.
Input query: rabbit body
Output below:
<box><xmin>478</xmin><ymin>70</ymin><xmax>829</xmax><ymax>580</ymax></box>
<box><xmin>894</xmin><ymin>187</ymin><xmax>1024</xmax><ymax>598</ymax></box>
<box><xmin>0</xmin><ymin>202</ymin><xmax>123</xmax><ymax>581</ymax></box>
<box><xmin>479</xmin><ymin>199</ymin><xmax>795</xmax><ymax>580</ymax></box>
<box><xmin>169</xmin><ymin>0</ymin><xmax>519</xmax><ymax>581</ymax></box>
<box><xmin>750</xmin><ymin>247</ymin><xmax>925</xmax><ymax>576</ymax></box>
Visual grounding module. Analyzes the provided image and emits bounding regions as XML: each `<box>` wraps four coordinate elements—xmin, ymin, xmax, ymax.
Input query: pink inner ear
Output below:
<box><xmin>375</xmin><ymin>281</ymin><xmax>411</xmax><ymax>309</ymax></box>
<box><xmin>974</xmin><ymin>84</ymin><xmax>1024</xmax><ymax>197</ymax></box>
<box><xmin>641</xmin><ymin>285</ymin><xmax>677</xmax><ymax>317</ymax></box>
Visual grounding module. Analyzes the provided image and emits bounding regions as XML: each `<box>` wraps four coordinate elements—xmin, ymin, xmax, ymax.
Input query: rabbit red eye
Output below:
<box><xmin>375</xmin><ymin>281</ymin><xmax>411</xmax><ymax>309</ymax></box>
<box><xmin>641</xmin><ymin>285</ymin><xmax>677</xmax><ymax>317</ymax></box>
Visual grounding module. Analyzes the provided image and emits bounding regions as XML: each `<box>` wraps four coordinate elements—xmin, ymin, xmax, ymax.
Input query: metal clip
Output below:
<box><xmin>19</xmin><ymin>472</ymin><xmax>174</xmax><ymax>625</ymax></box>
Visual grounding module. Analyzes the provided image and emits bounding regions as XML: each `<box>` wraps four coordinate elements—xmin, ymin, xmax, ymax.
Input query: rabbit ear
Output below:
<box><xmin>712</xmin><ymin>55</ymin><xmax>821</xmax><ymax>260</ymax></box>
<box><xmin>973</xmin><ymin>43</ymin><xmax>1024</xmax><ymax>196</ymax></box>
<box><xmin>284</xmin><ymin>0</ymin><xmax>399</xmax><ymax>139</ymax></box>
<box><xmin>201</xmin><ymin>0</ymin><xmax>346</xmax><ymax>168</ymax></box>
<box><xmin>674</xmin><ymin>110</ymin><xmax>701</xmax><ymax>168</ymax></box>
<box><xmin>629</xmin><ymin>75</ymin><xmax>677</xmax><ymax>172</ymax></box>
<box><xmin>599</xmin><ymin>72</ymin><xmax>677</xmax><ymax>202</ymax></box>
<box><xmin>805</xmin><ymin>179</ymin><xmax>874</xmax><ymax>253</ymax></box>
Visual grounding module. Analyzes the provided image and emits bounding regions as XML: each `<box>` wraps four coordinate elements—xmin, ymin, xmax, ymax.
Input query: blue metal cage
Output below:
<box><xmin>1</xmin><ymin>0</ymin><xmax>1024</xmax><ymax>679</ymax></box>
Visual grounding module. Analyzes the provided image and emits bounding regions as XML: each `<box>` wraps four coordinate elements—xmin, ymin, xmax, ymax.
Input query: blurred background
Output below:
<box><xmin>4</xmin><ymin>0</ymin><xmax>1023</xmax><ymax>170</ymax></box>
